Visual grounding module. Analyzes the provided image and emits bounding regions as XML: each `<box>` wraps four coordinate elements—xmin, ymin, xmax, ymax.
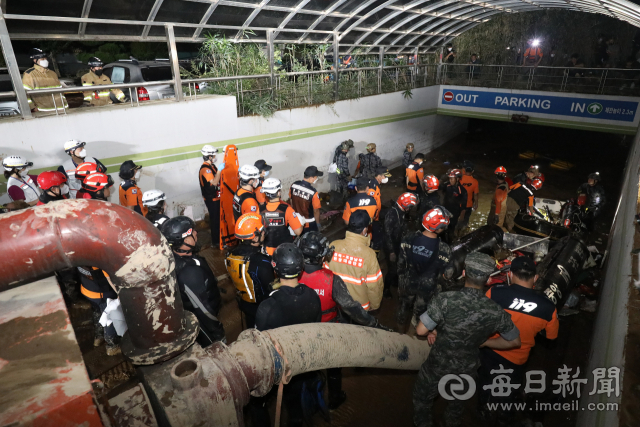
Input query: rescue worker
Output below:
<box><xmin>225</xmin><ymin>213</ymin><xmax>274</xmax><ymax>329</ymax></box>
<box><xmin>403</xmin><ymin>143</ymin><xmax>414</xmax><ymax>170</ymax></box>
<box><xmin>74</xmin><ymin>161</ymin><xmax>102</xmax><ymax>198</ymax></box>
<box><xmin>333</xmin><ymin>139</ymin><xmax>354</xmax><ymax>202</ymax></box>
<box><xmin>59</xmin><ymin>140</ymin><xmax>106</xmax><ymax>199</ymax></box>
<box><xmin>383</xmin><ymin>193</ymin><xmax>419</xmax><ymax>298</ymax></box>
<box><xmin>504</xmin><ymin>178</ymin><xmax>542</xmax><ymax>232</ymax></box>
<box><xmin>76</xmin><ymin>170</ymin><xmax>113</xmax><ymax>202</ymax></box>
<box><xmin>3</xmin><ymin>155</ymin><xmax>40</xmax><ymax>206</ymax></box>
<box><xmin>343</xmin><ymin>176</ymin><xmax>378</xmax><ymax>225</ymax></box>
<box><xmin>406</xmin><ymin>153</ymin><xmax>425</xmax><ymax>195</ymax></box>
<box><xmin>419</xmin><ymin>175</ymin><xmax>440</xmax><ymax>219</ymax></box>
<box><xmin>297</xmin><ymin>232</ymin><xmax>393</xmax><ymax>410</ymax></box>
<box><xmin>522</xmin><ymin>40</ymin><xmax>544</xmax><ymax>67</ymax></box>
<box><xmin>36</xmin><ymin>171</ymin><xmax>69</xmax><ymax>205</ymax></box>
<box><xmin>368</xmin><ymin>166</ymin><xmax>390</xmax><ymax>252</ymax></box>
<box><xmin>77</xmin><ymin>264</ymin><xmax>121</xmax><ymax>356</ymax></box>
<box><xmin>397</xmin><ymin>207</ymin><xmax>452</xmax><ymax>334</ymax></box>
<box><xmin>233</xmin><ymin>165</ymin><xmax>261</xmax><ymax>221</ymax></box>
<box><xmin>356</xmin><ymin>143</ymin><xmax>382</xmax><ymax>179</ymax></box>
<box><xmin>162</xmin><ymin>216</ymin><xmax>226</xmax><ymax>345</ymax></box>
<box><xmin>119</xmin><ymin>160</ymin><xmax>146</xmax><ymax>216</ymax></box>
<box><xmin>327</xmin><ymin>210</ymin><xmax>384</xmax><ymax>312</ymax></box>
<box><xmin>577</xmin><ymin>172</ymin><xmax>606</xmax><ymax>230</ymax></box>
<box><xmin>81</xmin><ymin>57</ymin><xmax>125</xmax><ymax>106</ymax></box>
<box><xmin>289</xmin><ymin>166</ymin><xmax>324</xmax><ymax>234</ymax></box>
<box><xmin>22</xmin><ymin>48</ymin><xmax>68</xmax><ymax>113</ymax></box>
<box><xmin>488</xmin><ymin>166</ymin><xmax>509</xmax><ymax>229</ymax></box>
<box><xmin>260</xmin><ymin>178</ymin><xmax>303</xmax><ymax>255</ymax></box>
<box><xmin>199</xmin><ymin>145</ymin><xmax>223</xmax><ymax>246</ymax></box>
<box><xmin>142</xmin><ymin>189</ymin><xmax>170</xmax><ymax>228</ymax></box>
<box><xmin>253</xmin><ymin>159</ymin><xmax>272</xmax><ymax>209</ymax></box>
<box><xmin>479</xmin><ymin>256</ymin><xmax>559</xmax><ymax>425</ymax></box>
<box><xmin>458</xmin><ymin>160</ymin><xmax>479</xmax><ymax>233</ymax></box>
<box><xmin>413</xmin><ymin>252</ymin><xmax>521</xmax><ymax>427</ymax></box>
<box><xmin>440</xmin><ymin>169</ymin><xmax>467</xmax><ymax>243</ymax></box>
<box><xmin>513</xmin><ymin>165</ymin><xmax>539</xmax><ymax>186</ymax></box>
<box><xmin>255</xmin><ymin>243</ymin><xmax>322</xmax><ymax>427</ymax></box>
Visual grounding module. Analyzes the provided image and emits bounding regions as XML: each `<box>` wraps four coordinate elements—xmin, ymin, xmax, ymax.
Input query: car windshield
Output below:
<box><xmin>141</xmin><ymin>66</ymin><xmax>173</xmax><ymax>82</ymax></box>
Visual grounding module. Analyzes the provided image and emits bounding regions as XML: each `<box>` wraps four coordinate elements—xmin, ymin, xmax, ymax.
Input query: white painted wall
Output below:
<box><xmin>0</xmin><ymin>86</ymin><xmax>467</xmax><ymax>219</ymax></box>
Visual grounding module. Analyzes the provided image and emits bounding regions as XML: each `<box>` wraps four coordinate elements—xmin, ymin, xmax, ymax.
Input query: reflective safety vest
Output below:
<box><xmin>225</xmin><ymin>254</ymin><xmax>257</xmax><ymax>303</ymax></box>
<box><xmin>7</xmin><ymin>175</ymin><xmax>41</xmax><ymax>203</ymax></box>
<box><xmin>299</xmin><ymin>268</ymin><xmax>338</xmax><ymax>322</ymax></box>
<box><xmin>81</xmin><ymin>71</ymin><xmax>125</xmax><ymax>107</ymax></box>
<box><xmin>262</xmin><ymin>202</ymin><xmax>293</xmax><ymax>250</ymax></box>
<box><xmin>290</xmin><ymin>180</ymin><xmax>317</xmax><ymax>221</ymax></box>
<box><xmin>233</xmin><ymin>188</ymin><xmax>258</xmax><ymax>221</ymax></box>
<box><xmin>406</xmin><ymin>162</ymin><xmax>421</xmax><ymax>192</ymax></box>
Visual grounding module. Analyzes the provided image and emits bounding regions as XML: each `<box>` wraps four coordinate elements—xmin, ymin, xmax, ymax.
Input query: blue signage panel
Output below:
<box><xmin>440</xmin><ymin>88</ymin><xmax>638</xmax><ymax>122</ymax></box>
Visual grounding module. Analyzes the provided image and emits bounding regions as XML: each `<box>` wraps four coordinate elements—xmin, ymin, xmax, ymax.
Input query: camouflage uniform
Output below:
<box><xmin>402</xmin><ymin>150</ymin><xmax>413</xmax><ymax>169</ymax></box>
<box><xmin>358</xmin><ymin>152</ymin><xmax>382</xmax><ymax>179</ymax></box>
<box><xmin>382</xmin><ymin>203</ymin><xmax>407</xmax><ymax>292</ymax></box>
<box><xmin>334</xmin><ymin>146</ymin><xmax>351</xmax><ymax>201</ymax></box>
<box><xmin>396</xmin><ymin>231</ymin><xmax>451</xmax><ymax>329</ymax></box>
<box><xmin>413</xmin><ymin>273</ymin><xmax>519</xmax><ymax>427</ymax></box>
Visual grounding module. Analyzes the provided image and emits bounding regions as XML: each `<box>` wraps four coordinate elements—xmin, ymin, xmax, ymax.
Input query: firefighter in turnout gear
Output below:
<box><xmin>199</xmin><ymin>145</ymin><xmax>224</xmax><ymax>246</ymax></box>
<box><xmin>327</xmin><ymin>210</ymin><xmax>384</xmax><ymax>311</ymax></box>
<box><xmin>356</xmin><ymin>143</ymin><xmax>382</xmax><ymax>179</ymax></box>
<box><xmin>162</xmin><ymin>216</ymin><xmax>226</xmax><ymax>346</ymax></box>
<box><xmin>225</xmin><ymin>213</ymin><xmax>275</xmax><ymax>329</ymax></box>
<box><xmin>119</xmin><ymin>160</ymin><xmax>146</xmax><ymax>216</ymax></box>
<box><xmin>253</xmin><ymin>159</ymin><xmax>272</xmax><ymax>209</ymax></box>
<box><xmin>290</xmin><ymin>166</ymin><xmax>324</xmax><ymax>234</ymax></box>
<box><xmin>397</xmin><ymin>207</ymin><xmax>452</xmax><ymax>334</ymax></box>
<box><xmin>343</xmin><ymin>176</ymin><xmax>378</xmax><ymax>225</ymax></box>
<box><xmin>260</xmin><ymin>178</ymin><xmax>303</xmax><ymax>255</ymax></box>
<box><xmin>81</xmin><ymin>57</ymin><xmax>125</xmax><ymax>106</ymax></box>
<box><xmin>233</xmin><ymin>165</ymin><xmax>261</xmax><ymax>221</ymax></box>
<box><xmin>505</xmin><ymin>179</ymin><xmax>541</xmax><ymax>232</ymax></box>
<box><xmin>297</xmin><ymin>232</ymin><xmax>393</xmax><ymax>410</ymax></box>
<box><xmin>22</xmin><ymin>48</ymin><xmax>68</xmax><ymax>113</ymax></box>
<box><xmin>3</xmin><ymin>155</ymin><xmax>40</xmax><ymax>206</ymax></box>
<box><xmin>59</xmin><ymin>140</ymin><xmax>106</xmax><ymax>199</ymax></box>
<box><xmin>333</xmin><ymin>139</ymin><xmax>354</xmax><ymax>203</ymax></box>
<box><xmin>488</xmin><ymin>166</ymin><xmax>509</xmax><ymax>229</ymax></box>
<box><xmin>383</xmin><ymin>193</ymin><xmax>418</xmax><ymax>297</ymax></box>
<box><xmin>142</xmin><ymin>189</ymin><xmax>169</xmax><ymax>228</ymax></box>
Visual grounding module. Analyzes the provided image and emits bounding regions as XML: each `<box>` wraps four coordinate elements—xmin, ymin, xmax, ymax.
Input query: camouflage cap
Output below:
<box><xmin>464</xmin><ymin>252</ymin><xmax>495</xmax><ymax>277</ymax></box>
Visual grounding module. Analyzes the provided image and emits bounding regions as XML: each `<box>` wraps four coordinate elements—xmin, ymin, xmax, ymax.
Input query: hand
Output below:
<box><xmin>473</xmin><ymin>202</ymin><xmax>478</xmax><ymax>211</ymax></box>
<box><xmin>389</xmin><ymin>253</ymin><xmax>397</xmax><ymax>263</ymax></box>
<box><xmin>427</xmin><ymin>330</ymin><xmax>437</xmax><ymax>346</ymax></box>
<box><xmin>217</xmin><ymin>162</ymin><xmax>225</xmax><ymax>171</ymax></box>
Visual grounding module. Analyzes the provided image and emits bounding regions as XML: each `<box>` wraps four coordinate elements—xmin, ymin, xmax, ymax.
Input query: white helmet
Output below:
<box><xmin>201</xmin><ymin>145</ymin><xmax>218</xmax><ymax>157</ymax></box>
<box><xmin>261</xmin><ymin>178</ymin><xmax>282</xmax><ymax>197</ymax></box>
<box><xmin>142</xmin><ymin>189</ymin><xmax>166</xmax><ymax>207</ymax></box>
<box><xmin>64</xmin><ymin>139</ymin><xmax>85</xmax><ymax>154</ymax></box>
<box><xmin>239</xmin><ymin>164</ymin><xmax>260</xmax><ymax>181</ymax></box>
<box><xmin>2</xmin><ymin>155</ymin><xmax>32</xmax><ymax>171</ymax></box>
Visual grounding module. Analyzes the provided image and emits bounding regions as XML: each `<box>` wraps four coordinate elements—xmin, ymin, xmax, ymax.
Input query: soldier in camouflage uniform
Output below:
<box><xmin>333</xmin><ymin>140</ymin><xmax>354</xmax><ymax>203</ymax></box>
<box><xmin>356</xmin><ymin>143</ymin><xmax>382</xmax><ymax>179</ymax></box>
<box><xmin>403</xmin><ymin>143</ymin><xmax>414</xmax><ymax>169</ymax></box>
<box><xmin>396</xmin><ymin>207</ymin><xmax>452</xmax><ymax>333</ymax></box>
<box><xmin>383</xmin><ymin>193</ymin><xmax>418</xmax><ymax>297</ymax></box>
<box><xmin>413</xmin><ymin>252</ymin><xmax>521</xmax><ymax>427</ymax></box>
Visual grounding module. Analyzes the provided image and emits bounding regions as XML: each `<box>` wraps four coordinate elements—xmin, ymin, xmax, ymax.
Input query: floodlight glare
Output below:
<box><xmin>532</xmin><ymin>39</ymin><xmax>540</xmax><ymax>46</ymax></box>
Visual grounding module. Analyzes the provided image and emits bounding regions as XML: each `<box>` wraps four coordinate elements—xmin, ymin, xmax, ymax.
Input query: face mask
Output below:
<box><xmin>39</xmin><ymin>59</ymin><xmax>49</xmax><ymax>69</ymax></box>
<box><xmin>313</xmin><ymin>178</ymin><xmax>319</xmax><ymax>185</ymax></box>
<box><xmin>61</xmin><ymin>184</ymin><xmax>69</xmax><ymax>195</ymax></box>
<box><xmin>263</xmin><ymin>171</ymin><xmax>270</xmax><ymax>178</ymax></box>
<box><xmin>20</xmin><ymin>168</ymin><xmax>30</xmax><ymax>177</ymax></box>
<box><xmin>252</xmin><ymin>180</ymin><xmax>259</xmax><ymax>188</ymax></box>
<box><xmin>76</xmin><ymin>148</ymin><xmax>87</xmax><ymax>159</ymax></box>
<box><xmin>381</xmin><ymin>177</ymin><xmax>389</xmax><ymax>184</ymax></box>
<box><xmin>134</xmin><ymin>170</ymin><xmax>141</xmax><ymax>180</ymax></box>
<box><xmin>94</xmin><ymin>69</ymin><xmax>103</xmax><ymax>77</ymax></box>
<box><xmin>448</xmin><ymin>48</ymin><xmax>452</xmax><ymax>51</ymax></box>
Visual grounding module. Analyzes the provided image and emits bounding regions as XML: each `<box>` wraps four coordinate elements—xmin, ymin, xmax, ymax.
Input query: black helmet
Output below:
<box><xmin>29</xmin><ymin>48</ymin><xmax>47</xmax><ymax>59</ymax></box>
<box><xmin>271</xmin><ymin>243</ymin><xmax>304</xmax><ymax>279</ymax></box>
<box><xmin>296</xmin><ymin>231</ymin><xmax>334</xmax><ymax>265</ymax></box>
<box><xmin>588</xmin><ymin>172</ymin><xmax>601</xmax><ymax>182</ymax></box>
<box><xmin>88</xmin><ymin>57</ymin><xmax>104</xmax><ymax>68</ymax></box>
<box><xmin>161</xmin><ymin>216</ymin><xmax>196</xmax><ymax>254</ymax></box>
<box><xmin>462</xmin><ymin>160</ymin><xmax>474</xmax><ymax>172</ymax></box>
<box><xmin>119</xmin><ymin>160</ymin><xmax>141</xmax><ymax>180</ymax></box>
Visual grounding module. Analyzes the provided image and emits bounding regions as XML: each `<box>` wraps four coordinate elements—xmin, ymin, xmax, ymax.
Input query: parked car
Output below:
<box><xmin>102</xmin><ymin>59</ymin><xmax>175</xmax><ymax>102</ymax></box>
<box><xmin>0</xmin><ymin>70</ymin><xmax>21</xmax><ymax>117</ymax></box>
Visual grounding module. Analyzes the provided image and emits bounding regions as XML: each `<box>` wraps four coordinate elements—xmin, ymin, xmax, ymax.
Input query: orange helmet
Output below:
<box><xmin>235</xmin><ymin>213</ymin><xmax>264</xmax><ymax>240</ymax></box>
<box><xmin>423</xmin><ymin>175</ymin><xmax>439</xmax><ymax>191</ymax></box>
<box><xmin>531</xmin><ymin>178</ymin><xmax>543</xmax><ymax>190</ymax></box>
<box><xmin>448</xmin><ymin>168</ymin><xmax>462</xmax><ymax>178</ymax></box>
<box><xmin>75</xmin><ymin>162</ymin><xmax>100</xmax><ymax>180</ymax></box>
<box><xmin>82</xmin><ymin>172</ymin><xmax>111</xmax><ymax>192</ymax></box>
<box><xmin>422</xmin><ymin>207</ymin><xmax>450</xmax><ymax>232</ymax></box>
<box><xmin>397</xmin><ymin>192</ymin><xmax>418</xmax><ymax>211</ymax></box>
<box><xmin>494</xmin><ymin>166</ymin><xmax>507</xmax><ymax>175</ymax></box>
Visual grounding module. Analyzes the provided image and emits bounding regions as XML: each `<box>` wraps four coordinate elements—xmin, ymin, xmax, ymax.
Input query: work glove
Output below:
<box><xmin>373</xmin><ymin>319</ymin><xmax>394</xmax><ymax>333</ymax></box>
<box><xmin>217</xmin><ymin>162</ymin><xmax>225</xmax><ymax>171</ymax></box>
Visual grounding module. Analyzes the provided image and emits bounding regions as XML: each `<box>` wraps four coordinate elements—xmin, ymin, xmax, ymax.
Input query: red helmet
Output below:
<box><xmin>397</xmin><ymin>192</ymin><xmax>418</xmax><ymax>211</ymax></box>
<box><xmin>423</xmin><ymin>175</ymin><xmax>439</xmax><ymax>191</ymax></box>
<box><xmin>37</xmin><ymin>171</ymin><xmax>67</xmax><ymax>190</ymax></box>
<box><xmin>82</xmin><ymin>172</ymin><xmax>110</xmax><ymax>192</ymax></box>
<box><xmin>577</xmin><ymin>194</ymin><xmax>588</xmax><ymax>206</ymax></box>
<box><xmin>75</xmin><ymin>162</ymin><xmax>100</xmax><ymax>180</ymax></box>
<box><xmin>494</xmin><ymin>166</ymin><xmax>507</xmax><ymax>175</ymax></box>
<box><xmin>448</xmin><ymin>168</ymin><xmax>462</xmax><ymax>178</ymax></box>
<box><xmin>538</xmin><ymin>172</ymin><xmax>545</xmax><ymax>182</ymax></box>
<box><xmin>531</xmin><ymin>178</ymin><xmax>543</xmax><ymax>190</ymax></box>
<box><xmin>422</xmin><ymin>207</ymin><xmax>450</xmax><ymax>232</ymax></box>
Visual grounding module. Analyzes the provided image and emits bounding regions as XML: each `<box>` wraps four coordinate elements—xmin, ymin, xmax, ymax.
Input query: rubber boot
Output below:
<box><xmin>92</xmin><ymin>305</ymin><xmax>105</xmax><ymax>347</ymax></box>
<box><xmin>105</xmin><ymin>334</ymin><xmax>121</xmax><ymax>356</ymax></box>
